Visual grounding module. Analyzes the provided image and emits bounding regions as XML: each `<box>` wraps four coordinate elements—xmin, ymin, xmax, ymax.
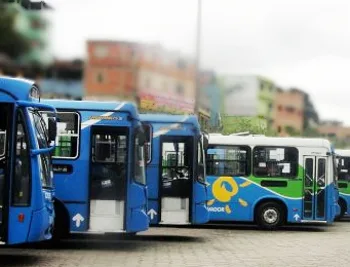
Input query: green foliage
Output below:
<box><xmin>221</xmin><ymin>116</ymin><xmax>277</xmax><ymax>136</ymax></box>
<box><xmin>285</xmin><ymin>126</ymin><xmax>301</xmax><ymax>137</ymax></box>
<box><xmin>303</xmin><ymin>127</ymin><xmax>321</xmax><ymax>137</ymax></box>
<box><xmin>0</xmin><ymin>5</ymin><xmax>30</xmax><ymax>59</ymax></box>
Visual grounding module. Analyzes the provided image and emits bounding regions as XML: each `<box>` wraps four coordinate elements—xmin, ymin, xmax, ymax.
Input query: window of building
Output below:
<box><xmin>94</xmin><ymin>45</ymin><xmax>108</xmax><ymax>58</ymax></box>
<box><xmin>176</xmin><ymin>83</ymin><xmax>184</xmax><ymax>95</ymax></box>
<box><xmin>253</xmin><ymin>146</ymin><xmax>298</xmax><ymax>178</ymax></box>
<box><xmin>96</xmin><ymin>72</ymin><xmax>104</xmax><ymax>83</ymax></box>
<box><xmin>145</xmin><ymin>77</ymin><xmax>151</xmax><ymax>88</ymax></box>
<box><xmin>177</xmin><ymin>59</ymin><xmax>187</xmax><ymax>69</ymax></box>
<box><xmin>206</xmin><ymin>146</ymin><xmax>250</xmax><ymax>176</ymax></box>
<box><xmin>278</xmin><ymin>105</ymin><xmax>283</xmax><ymax>111</ymax></box>
<box><xmin>285</xmin><ymin>106</ymin><xmax>296</xmax><ymax>113</ymax></box>
<box><xmin>277</xmin><ymin>126</ymin><xmax>282</xmax><ymax>133</ymax></box>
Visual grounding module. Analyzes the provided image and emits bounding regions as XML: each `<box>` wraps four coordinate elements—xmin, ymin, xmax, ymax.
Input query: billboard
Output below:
<box><xmin>220</xmin><ymin>75</ymin><xmax>259</xmax><ymax>117</ymax></box>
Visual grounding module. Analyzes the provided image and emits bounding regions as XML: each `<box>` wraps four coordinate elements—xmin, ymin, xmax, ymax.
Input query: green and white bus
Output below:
<box><xmin>334</xmin><ymin>149</ymin><xmax>350</xmax><ymax>219</ymax></box>
<box><xmin>206</xmin><ymin>134</ymin><xmax>339</xmax><ymax>229</ymax></box>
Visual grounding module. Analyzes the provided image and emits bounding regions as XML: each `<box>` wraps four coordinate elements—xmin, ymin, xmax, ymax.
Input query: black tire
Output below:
<box><xmin>335</xmin><ymin>200</ymin><xmax>346</xmax><ymax>221</ymax></box>
<box><xmin>51</xmin><ymin>202</ymin><xmax>70</xmax><ymax>243</ymax></box>
<box><xmin>255</xmin><ymin>202</ymin><xmax>285</xmax><ymax>230</ymax></box>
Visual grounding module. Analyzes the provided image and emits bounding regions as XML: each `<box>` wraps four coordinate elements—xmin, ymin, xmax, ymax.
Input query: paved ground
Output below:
<box><xmin>1</xmin><ymin>220</ymin><xmax>350</xmax><ymax>267</ymax></box>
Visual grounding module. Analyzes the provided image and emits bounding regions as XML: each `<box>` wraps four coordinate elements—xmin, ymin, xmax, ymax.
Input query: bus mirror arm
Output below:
<box><xmin>17</xmin><ymin>101</ymin><xmax>58</xmax><ymax>156</ymax></box>
<box><xmin>31</xmin><ymin>146</ymin><xmax>55</xmax><ymax>157</ymax></box>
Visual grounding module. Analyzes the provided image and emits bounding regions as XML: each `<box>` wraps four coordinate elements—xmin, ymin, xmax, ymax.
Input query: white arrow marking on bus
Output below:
<box><xmin>293</xmin><ymin>214</ymin><xmax>300</xmax><ymax>221</ymax></box>
<box><xmin>72</xmin><ymin>213</ymin><xmax>84</xmax><ymax>228</ymax></box>
<box><xmin>147</xmin><ymin>209</ymin><xmax>157</xmax><ymax>220</ymax></box>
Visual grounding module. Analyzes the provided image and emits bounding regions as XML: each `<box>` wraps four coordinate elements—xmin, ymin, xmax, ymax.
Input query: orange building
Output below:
<box><xmin>84</xmin><ymin>40</ymin><xmax>196</xmax><ymax>114</ymax></box>
<box><xmin>318</xmin><ymin>121</ymin><xmax>350</xmax><ymax>141</ymax></box>
<box><xmin>273</xmin><ymin>89</ymin><xmax>305</xmax><ymax>136</ymax></box>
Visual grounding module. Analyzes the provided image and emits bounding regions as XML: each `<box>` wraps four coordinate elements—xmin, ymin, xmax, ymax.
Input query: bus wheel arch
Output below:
<box><xmin>254</xmin><ymin>198</ymin><xmax>287</xmax><ymax>230</ymax></box>
<box><xmin>52</xmin><ymin>198</ymin><xmax>70</xmax><ymax>241</ymax></box>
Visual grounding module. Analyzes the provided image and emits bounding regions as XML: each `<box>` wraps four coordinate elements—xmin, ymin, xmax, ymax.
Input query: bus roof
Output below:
<box><xmin>140</xmin><ymin>114</ymin><xmax>200</xmax><ymax>127</ymax></box>
<box><xmin>42</xmin><ymin>99</ymin><xmax>139</xmax><ymax>119</ymax></box>
<box><xmin>335</xmin><ymin>149</ymin><xmax>350</xmax><ymax>157</ymax></box>
<box><xmin>208</xmin><ymin>134</ymin><xmax>332</xmax><ymax>149</ymax></box>
<box><xmin>0</xmin><ymin>76</ymin><xmax>36</xmax><ymax>101</ymax></box>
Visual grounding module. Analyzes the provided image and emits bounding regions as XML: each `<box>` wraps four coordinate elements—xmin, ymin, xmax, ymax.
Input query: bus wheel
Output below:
<box><xmin>255</xmin><ymin>202</ymin><xmax>285</xmax><ymax>230</ymax></box>
<box><xmin>336</xmin><ymin>200</ymin><xmax>346</xmax><ymax>221</ymax></box>
<box><xmin>52</xmin><ymin>202</ymin><xmax>70</xmax><ymax>242</ymax></box>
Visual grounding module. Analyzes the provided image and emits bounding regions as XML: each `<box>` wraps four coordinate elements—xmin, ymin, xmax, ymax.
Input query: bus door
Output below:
<box><xmin>88</xmin><ymin>127</ymin><xmax>128</xmax><ymax>232</ymax></box>
<box><xmin>0</xmin><ymin>104</ymin><xmax>10</xmax><ymax>243</ymax></box>
<box><xmin>159</xmin><ymin>136</ymin><xmax>193</xmax><ymax>224</ymax></box>
<box><xmin>303</xmin><ymin>156</ymin><xmax>327</xmax><ymax>221</ymax></box>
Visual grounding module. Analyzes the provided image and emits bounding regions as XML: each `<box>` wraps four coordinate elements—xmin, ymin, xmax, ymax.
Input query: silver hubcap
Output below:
<box><xmin>263</xmin><ymin>208</ymin><xmax>278</xmax><ymax>224</ymax></box>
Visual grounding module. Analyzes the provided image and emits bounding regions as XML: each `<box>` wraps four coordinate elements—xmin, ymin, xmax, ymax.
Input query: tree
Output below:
<box><xmin>221</xmin><ymin>116</ymin><xmax>277</xmax><ymax>136</ymax></box>
<box><xmin>285</xmin><ymin>126</ymin><xmax>301</xmax><ymax>137</ymax></box>
<box><xmin>0</xmin><ymin>4</ymin><xmax>30</xmax><ymax>59</ymax></box>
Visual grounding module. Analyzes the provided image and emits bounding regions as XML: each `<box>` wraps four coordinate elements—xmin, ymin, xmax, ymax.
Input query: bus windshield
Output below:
<box><xmin>134</xmin><ymin>129</ymin><xmax>146</xmax><ymax>185</ymax></box>
<box><xmin>29</xmin><ymin>110</ymin><xmax>53</xmax><ymax>188</ymax></box>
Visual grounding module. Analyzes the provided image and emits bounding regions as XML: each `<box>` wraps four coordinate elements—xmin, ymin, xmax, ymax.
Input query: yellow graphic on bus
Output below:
<box><xmin>207</xmin><ymin>176</ymin><xmax>250</xmax><ymax>214</ymax></box>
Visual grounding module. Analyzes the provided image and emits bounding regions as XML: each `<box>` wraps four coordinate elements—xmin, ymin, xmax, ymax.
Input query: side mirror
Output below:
<box><xmin>203</xmin><ymin>134</ymin><xmax>209</xmax><ymax>150</ymax></box>
<box><xmin>137</xmin><ymin>132</ymin><xmax>146</xmax><ymax>146</ymax></box>
<box><xmin>47</xmin><ymin>117</ymin><xmax>57</xmax><ymax>143</ymax></box>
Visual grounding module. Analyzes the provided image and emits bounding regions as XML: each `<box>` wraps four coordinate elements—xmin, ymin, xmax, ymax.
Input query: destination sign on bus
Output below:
<box><xmin>89</xmin><ymin>116</ymin><xmax>123</xmax><ymax>121</ymax></box>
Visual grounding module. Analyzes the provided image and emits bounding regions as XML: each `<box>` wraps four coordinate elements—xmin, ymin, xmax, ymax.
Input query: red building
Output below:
<box><xmin>84</xmin><ymin>40</ymin><xmax>197</xmax><ymax>115</ymax></box>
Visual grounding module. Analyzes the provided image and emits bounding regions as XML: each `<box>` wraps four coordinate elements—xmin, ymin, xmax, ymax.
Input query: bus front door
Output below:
<box><xmin>159</xmin><ymin>136</ymin><xmax>193</xmax><ymax>224</ymax></box>
<box><xmin>88</xmin><ymin>127</ymin><xmax>128</xmax><ymax>232</ymax></box>
<box><xmin>303</xmin><ymin>156</ymin><xmax>327</xmax><ymax>221</ymax></box>
<box><xmin>0</xmin><ymin>104</ymin><xmax>10</xmax><ymax>244</ymax></box>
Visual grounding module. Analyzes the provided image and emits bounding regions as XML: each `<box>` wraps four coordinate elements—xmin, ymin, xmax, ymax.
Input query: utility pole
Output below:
<box><xmin>194</xmin><ymin>0</ymin><xmax>201</xmax><ymax>116</ymax></box>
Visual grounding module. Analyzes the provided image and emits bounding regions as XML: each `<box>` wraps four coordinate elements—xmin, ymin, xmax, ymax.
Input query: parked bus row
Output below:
<box><xmin>0</xmin><ymin>76</ymin><xmax>343</xmax><ymax>246</ymax></box>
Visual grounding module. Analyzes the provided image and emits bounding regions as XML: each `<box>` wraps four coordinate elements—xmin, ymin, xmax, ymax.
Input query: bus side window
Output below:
<box><xmin>206</xmin><ymin>146</ymin><xmax>250</xmax><ymax>177</ymax></box>
<box><xmin>12</xmin><ymin>111</ymin><xmax>31</xmax><ymax>206</ymax></box>
<box><xmin>253</xmin><ymin>146</ymin><xmax>298</xmax><ymax>178</ymax></box>
<box><xmin>54</xmin><ymin>112</ymin><xmax>80</xmax><ymax>159</ymax></box>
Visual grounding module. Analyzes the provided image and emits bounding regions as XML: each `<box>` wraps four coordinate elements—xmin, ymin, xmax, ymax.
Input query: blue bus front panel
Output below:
<box><xmin>192</xmin><ymin>181</ymin><xmax>209</xmax><ymax>224</ymax></box>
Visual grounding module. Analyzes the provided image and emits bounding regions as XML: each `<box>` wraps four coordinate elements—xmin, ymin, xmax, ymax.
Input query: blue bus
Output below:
<box><xmin>41</xmin><ymin>99</ymin><xmax>148</xmax><ymax>239</ymax></box>
<box><xmin>140</xmin><ymin>114</ymin><xmax>209</xmax><ymax>225</ymax></box>
<box><xmin>206</xmin><ymin>134</ymin><xmax>338</xmax><ymax>229</ymax></box>
<box><xmin>0</xmin><ymin>77</ymin><xmax>57</xmax><ymax>245</ymax></box>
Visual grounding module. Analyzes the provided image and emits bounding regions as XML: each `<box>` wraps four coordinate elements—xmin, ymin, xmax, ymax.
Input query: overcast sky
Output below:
<box><xmin>46</xmin><ymin>0</ymin><xmax>350</xmax><ymax>125</ymax></box>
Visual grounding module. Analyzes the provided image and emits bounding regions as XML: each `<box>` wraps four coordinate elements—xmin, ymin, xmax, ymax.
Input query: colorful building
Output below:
<box><xmin>5</xmin><ymin>0</ymin><xmax>53</xmax><ymax>66</ymax></box>
<box><xmin>218</xmin><ymin>75</ymin><xmax>277</xmax><ymax>134</ymax></box>
<box><xmin>272</xmin><ymin>88</ymin><xmax>305</xmax><ymax>136</ymax></box>
<box><xmin>200</xmin><ymin>71</ymin><xmax>222</xmax><ymax>131</ymax></box>
<box><xmin>84</xmin><ymin>40</ymin><xmax>196</xmax><ymax>114</ymax></box>
<box><xmin>39</xmin><ymin>59</ymin><xmax>84</xmax><ymax>99</ymax></box>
